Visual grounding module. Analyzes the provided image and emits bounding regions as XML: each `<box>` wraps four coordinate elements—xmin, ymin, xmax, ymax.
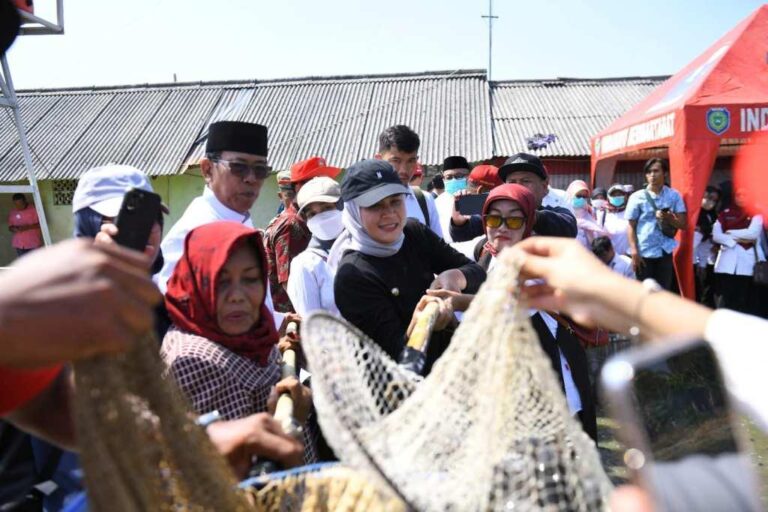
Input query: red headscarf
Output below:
<box><xmin>718</xmin><ymin>204</ymin><xmax>753</xmax><ymax>250</ymax></box>
<box><xmin>165</xmin><ymin>222</ymin><xmax>278</xmax><ymax>365</ymax></box>
<box><xmin>482</xmin><ymin>184</ymin><xmax>537</xmax><ymax>256</ymax></box>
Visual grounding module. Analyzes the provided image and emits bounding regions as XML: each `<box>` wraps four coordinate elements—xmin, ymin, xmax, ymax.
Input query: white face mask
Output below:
<box><xmin>307</xmin><ymin>209</ymin><xmax>344</xmax><ymax>241</ymax></box>
<box><xmin>591</xmin><ymin>199</ymin><xmax>608</xmax><ymax>210</ymax></box>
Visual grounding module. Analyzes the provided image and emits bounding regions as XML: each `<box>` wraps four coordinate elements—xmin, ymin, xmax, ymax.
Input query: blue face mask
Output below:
<box><xmin>572</xmin><ymin>197</ymin><xmax>588</xmax><ymax>209</ymax></box>
<box><xmin>445</xmin><ymin>177</ymin><xmax>468</xmax><ymax>195</ymax></box>
<box><xmin>609</xmin><ymin>196</ymin><xmax>626</xmax><ymax>207</ymax></box>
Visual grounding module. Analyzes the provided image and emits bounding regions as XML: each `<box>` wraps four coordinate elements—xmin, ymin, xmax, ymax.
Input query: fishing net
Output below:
<box><xmin>71</xmin><ymin>332</ymin><xmax>399</xmax><ymax>511</ymax></box>
<box><xmin>72</xmin><ymin>332</ymin><xmax>253</xmax><ymax>511</ymax></box>
<box><xmin>301</xmin><ymin>249</ymin><xmax>614</xmax><ymax>511</ymax></box>
<box><xmin>70</xmin><ymin>248</ymin><xmax>611</xmax><ymax>511</ymax></box>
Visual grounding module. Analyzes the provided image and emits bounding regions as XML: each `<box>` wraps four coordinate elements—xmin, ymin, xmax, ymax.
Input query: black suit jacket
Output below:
<box><xmin>529</xmin><ymin>313</ymin><xmax>597</xmax><ymax>441</ymax></box>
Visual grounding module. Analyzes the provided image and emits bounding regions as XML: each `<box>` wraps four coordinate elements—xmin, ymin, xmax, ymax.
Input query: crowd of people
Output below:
<box><xmin>1</xmin><ymin>8</ymin><xmax>767</xmax><ymax>510</ymax></box>
<box><xmin>2</xmin><ymin>116</ymin><xmax>765</xmax><ymax>509</ymax></box>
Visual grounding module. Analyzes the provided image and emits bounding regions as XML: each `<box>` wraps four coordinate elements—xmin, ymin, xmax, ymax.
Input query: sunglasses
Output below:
<box><xmin>212</xmin><ymin>159</ymin><xmax>271</xmax><ymax>180</ymax></box>
<box><xmin>483</xmin><ymin>214</ymin><xmax>525</xmax><ymax>230</ymax></box>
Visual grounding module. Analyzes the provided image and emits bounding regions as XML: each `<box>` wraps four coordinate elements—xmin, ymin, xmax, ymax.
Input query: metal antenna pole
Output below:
<box><xmin>481</xmin><ymin>0</ymin><xmax>499</xmax><ymax>81</ymax></box>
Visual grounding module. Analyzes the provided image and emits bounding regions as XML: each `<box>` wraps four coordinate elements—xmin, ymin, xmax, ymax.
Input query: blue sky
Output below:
<box><xmin>6</xmin><ymin>0</ymin><xmax>765</xmax><ymax>89</ymax></box>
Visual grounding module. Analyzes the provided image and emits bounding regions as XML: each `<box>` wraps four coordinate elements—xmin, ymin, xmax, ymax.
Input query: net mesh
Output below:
<box><xmin>301</xmin><ymin>250</ymin><xmax>614</xmax><ymax>511</ymax></box>
<box><xmin>72</xmin><ymin>332</ymin><xmax>399</xmax><ymax>511</ymax></box>
<box><xmin>71</xmin><ymin>249</ymin><xmax>611</xmax><ymax>511</ymax></box>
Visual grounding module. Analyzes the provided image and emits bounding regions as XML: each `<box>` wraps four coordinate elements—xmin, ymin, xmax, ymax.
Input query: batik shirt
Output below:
<box><xmin>263</xmin><ymin>206</ymin><xmax>310</xmax><ymax>313</ymax></box>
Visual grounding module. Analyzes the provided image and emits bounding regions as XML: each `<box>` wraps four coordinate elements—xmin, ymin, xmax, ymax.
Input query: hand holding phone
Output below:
<box><xmin>601</xmin><ymin>338</ymin><xmax>761</xmax><ymax>511</ymax></box>
<box><xmin>456</xmin><ymin>193</ymin><xmax>488</xmax><ymax>216</ymax></box>
<box><xmin>113</xmin><ymin>188</ymin><xmax>162</xmax><ymax>252</ymax></box>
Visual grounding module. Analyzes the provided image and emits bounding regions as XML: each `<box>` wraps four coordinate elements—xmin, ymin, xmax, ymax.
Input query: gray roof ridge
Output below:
<box><xmin>491</xmin><ymin>75</ymin><xmax>670</xmax><ymax>86</ymax></box>
<box><xmin>16</xmin><ymin>69</ymin><xmax>487</xmax><ymax>95</ymax></box>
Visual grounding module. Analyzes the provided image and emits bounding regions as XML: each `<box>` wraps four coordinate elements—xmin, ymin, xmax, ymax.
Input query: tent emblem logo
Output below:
<box><xmin>706</xmin><ymin>108</ymin><xmax>731</xmax><ymax>135</ymax></box>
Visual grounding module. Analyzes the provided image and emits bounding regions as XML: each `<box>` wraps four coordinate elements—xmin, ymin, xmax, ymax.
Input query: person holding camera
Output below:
<box><xmin>626</xmin><ymin>158</ymin><xmax>687</xmax><ymax>291</ymax></box>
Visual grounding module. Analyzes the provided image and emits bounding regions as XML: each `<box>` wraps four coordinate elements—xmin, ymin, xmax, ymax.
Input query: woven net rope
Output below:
<box><xmin>72</xmin><ymin>334</ymin><xmax>398</xmax><ymax>511</ymax></box>
<box><xmin>70</xmin><ymin>248</ymin><xmax>611</xmax><ymax>511</ymax></box>
<box><xmin>301</xmin><ymin>249</ymin><xmax>614</xmax><ymax>511</ymax></box>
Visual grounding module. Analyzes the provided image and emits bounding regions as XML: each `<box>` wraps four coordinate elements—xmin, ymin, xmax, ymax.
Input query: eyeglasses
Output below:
<box><xmin>211</xmin><ymin>159</ymin><xmax>271</xmax><ymax>180</ymax></box>
<box><xmin>483</xmin><ymin>214</ymin><xmax>525</xmax><ymax>230</ymax></box>
<box><xmin>443</xmin><ymin>173</ymin><xmax>468</xmax><ymax>181</ymax></box>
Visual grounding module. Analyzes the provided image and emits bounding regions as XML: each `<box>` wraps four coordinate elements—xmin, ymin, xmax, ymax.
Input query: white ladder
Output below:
<box><xmin>0</xmin><ymin>54</ymin><xmax>51</xmax><ymax>245</ymax></box>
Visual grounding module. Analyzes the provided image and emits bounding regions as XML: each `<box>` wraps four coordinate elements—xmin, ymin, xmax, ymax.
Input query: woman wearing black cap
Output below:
<box><xmin>331</xmin><ymin>160</ymin><xmax>485</xmax><ymax>373</ymax></box>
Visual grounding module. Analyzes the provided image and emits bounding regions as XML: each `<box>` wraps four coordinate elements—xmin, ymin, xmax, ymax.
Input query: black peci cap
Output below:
<box><xmin>443</xmin><ymin>156</ymin><xmax>470</xmax><ymax>172</ymax></box>
<box><xmin>205</xmin><ymin>121</ymin><xmax>268</xmax><ymax>157</ymax></box>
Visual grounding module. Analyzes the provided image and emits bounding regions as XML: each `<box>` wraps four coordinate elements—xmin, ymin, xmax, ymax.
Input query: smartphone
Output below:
<box><xmin>601</xmin><ymin>338</ymin><xmax>761</xmax><ymax>511</ymax></box>
<box><xmin>113</xmin><ymin>188</ymin><xmax>162</xmax><ymax>252</ymax></box>
<box><xmin>456</xmin><ymin>193</ymin><xmax>488</xmax><ymax>216</ymax></box>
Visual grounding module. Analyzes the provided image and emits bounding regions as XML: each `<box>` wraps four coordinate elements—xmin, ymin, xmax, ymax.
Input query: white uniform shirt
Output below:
<box><xmin>706</xmin><ymin>309</ymin><xmax>768</xmax><ymax>432</ymax></box>
<box><xmin>712</xmin><ymin>215</ymin><xmax>765</xmax><ymax>276</ymax></box>
<box><xmin>287</xmin><ymin>247</ymin><xmax>339</xmax><ymax>318</ymax></box>
<box><xmin>542</xmin><ymin>187</ymin><xmax>572</xmax><ymax>211</ymax></box>
<box><xmin>405</xmin><ymin>189</ymin><xmax>443</xmax><ymax>239</ymax></box>
<box><xmin>609</xmin><ymin>253</ymin><xmax>636</xmax><ymax>279</ymax></box>
<box><xmin>156</xmin><ymin>186</ymin><xmax>283</xmax><ymax>328</ymax></box>
<box><xmin>602</xmin><ymin>209</ymin><xmax>631</xmax><ymax>256</ymax></box>
<box><xmin>531</xmin><ymin>310</ymin><xmax>583</xmax><ymax>416</ymax></box>
<box><xmin>433</xmin><ymin>191</ymin><xmax>455</xmax><ymax>242</ymax></box>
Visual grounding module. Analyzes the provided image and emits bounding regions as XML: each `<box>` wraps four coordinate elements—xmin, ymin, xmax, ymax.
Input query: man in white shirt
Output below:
<box><xmin>592</xmin><ymin>235</ymin><xmax>635</xmax><ymax>279</ymax></box>
<box><xmin>374</xmin><ymin>125</ymin><xmax>443</xmax><ymax>238</ymax></box>
<box><xmin>542</xmin><ymin>185</ymin><xmax>572</xmax><ymax>211</ymax></box>
<box><xmin>155</xmin><ymin>121</ymin><xmax>285</xmax><ymax>326</ymax></box>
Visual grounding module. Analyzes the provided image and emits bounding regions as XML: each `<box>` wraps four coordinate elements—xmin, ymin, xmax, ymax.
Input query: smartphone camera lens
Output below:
<box><xmin>624</xmin><ymin>448</ymin><xmax>646</xmax><ymax>470</ymax></box>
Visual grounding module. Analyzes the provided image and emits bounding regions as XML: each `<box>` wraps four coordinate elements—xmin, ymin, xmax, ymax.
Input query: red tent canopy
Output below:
<box><xmin>590</xmin><ymin>5</ymin><xmax>768</xmax><ymax>299</ymax></box>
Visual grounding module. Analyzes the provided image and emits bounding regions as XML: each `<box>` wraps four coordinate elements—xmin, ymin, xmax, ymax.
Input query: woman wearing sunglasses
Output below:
<box><xmin>331</xmin><ymin>159</ymin><xmax>485</xmax><ymax>375</ymax></box>
<box><xmin>434</xmin><ymin>184</ymin><xmax>597</xmax><ymax>440</ymax></box>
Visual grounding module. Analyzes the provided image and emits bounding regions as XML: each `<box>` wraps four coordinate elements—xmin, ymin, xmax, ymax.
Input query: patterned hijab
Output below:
<box><xmin>165</xmin><ymin>222</ymin><xmax>278</xmax><ymax>365</ymax></box>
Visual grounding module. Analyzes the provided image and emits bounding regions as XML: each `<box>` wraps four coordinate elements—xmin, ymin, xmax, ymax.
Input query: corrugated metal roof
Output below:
<box><xmin>491</xmin><ymin>77</ymin><xmax>666</xmax><ymax>158</ymax></box>
<box><xmin>0</xmin><ymin>71</ymin><xmax>666</xmax><ymax>182</ymax></box>
<box><xmin>0</xmin><ymin>85</ymin><xmax>223</xmax><ymax>181</ymax></box>
<box><xmin>183</xmin><ymin>70</ymin><xmax>492</xmax><ymax>171</ymax></box>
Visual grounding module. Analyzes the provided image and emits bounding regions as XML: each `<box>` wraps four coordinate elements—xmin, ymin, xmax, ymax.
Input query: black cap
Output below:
<box><xmin>1</xmin><ymin>0</ymin><xmax>21</xmax><ymax>57</ymax></box>
<box><xmin>498</xmin><ymin>153</ymin><xmax>548</xmax><ymax>182</ymax></box>
<box><xmin>591</xmin><ymin>187</ymin><xmax>607</xmax><ymax>199</ymax></box>
<box><xmin>206</xmin><ymin>121</ymin><xmax>268</xmax><ymax>157</ymax></box>
<box><xmin>341</xmin><ymin>159</ymin><xmax>409</xmax><ymax>207</ymax></box>
<box><xmin>443</xmin><ymin>156</ymin><xmax>470</xmax><ymax>172</ymax></box>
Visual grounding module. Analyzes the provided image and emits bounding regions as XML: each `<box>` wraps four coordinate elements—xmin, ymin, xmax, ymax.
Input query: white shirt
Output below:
<box><xmin>287</xmin><ymin>247</ymin><xmax>339</xmax><ymax>318</ymax></box>
<box><xmin>156</xmin><ymin>186</ymin><xmax>283</xmax><ymax>328</ymax></box>
<box><xmin>609</xmin><ymin>254</ymin><xmax>635</xmax><ymax>279</ymax></box>
<box><xmin>542</xmin><ymin>187</ymin><xmax>572</xmax><ymax>211</ymax></box>
<box><xmin>404</xmin><ymin>188</ymin><xmax>443</xmax><ymax>239</ymax></box>
<box><xmin>712</xmin><ymin>215</ymin><xmax>765</xmax><ymax>276</ymax></box>
<box><xmin>706</xmin><ymin>309</ymin><xmax>768</xmax><ymax>432</ymax></box>
<box><xmin>434</xmin><ymin>191</ymin><xmax>455</xmax><ymax>242</ymax></box>
<box><xmin>602</xmin><ymin>209</ymin><xmax>631</xmax><ymax>256</ymax></box>
<box><xmin>531</xmin><ymin>310</ymin><xmax>583</xmax><ymax>416</ymax></box>
<box><xmin>693</xmin><ymin>231</ymin><xmax>716</xmax><ymax>267</ymax></box>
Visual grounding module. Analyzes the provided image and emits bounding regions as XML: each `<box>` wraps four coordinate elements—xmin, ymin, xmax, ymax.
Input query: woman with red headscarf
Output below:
<box><xmin>161</xmin><ymin>222</ymin><xmax>314</xmax><ymax>455</ymax></box>
<box><xmin>435</xmin><ymin>184</ymin><xmax>597</xmax><ymax>440</ymax></box>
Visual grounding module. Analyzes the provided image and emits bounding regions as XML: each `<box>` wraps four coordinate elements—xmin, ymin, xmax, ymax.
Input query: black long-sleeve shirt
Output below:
<box><xmin>450</xmin><ymin>205</ymin><xmax>578</xmax><ymax>242</ymax></box>
<box><xmin>334</xmin><ymin>219</ymin><xmax>485</xmax><ymax>361</ymax></box>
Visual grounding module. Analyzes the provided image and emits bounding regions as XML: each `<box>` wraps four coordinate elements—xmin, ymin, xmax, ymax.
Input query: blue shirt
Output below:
<box><xmin>626</xmin><ymin>185</ymin><xmax>686</xmax><ymax>258</ymax></box>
